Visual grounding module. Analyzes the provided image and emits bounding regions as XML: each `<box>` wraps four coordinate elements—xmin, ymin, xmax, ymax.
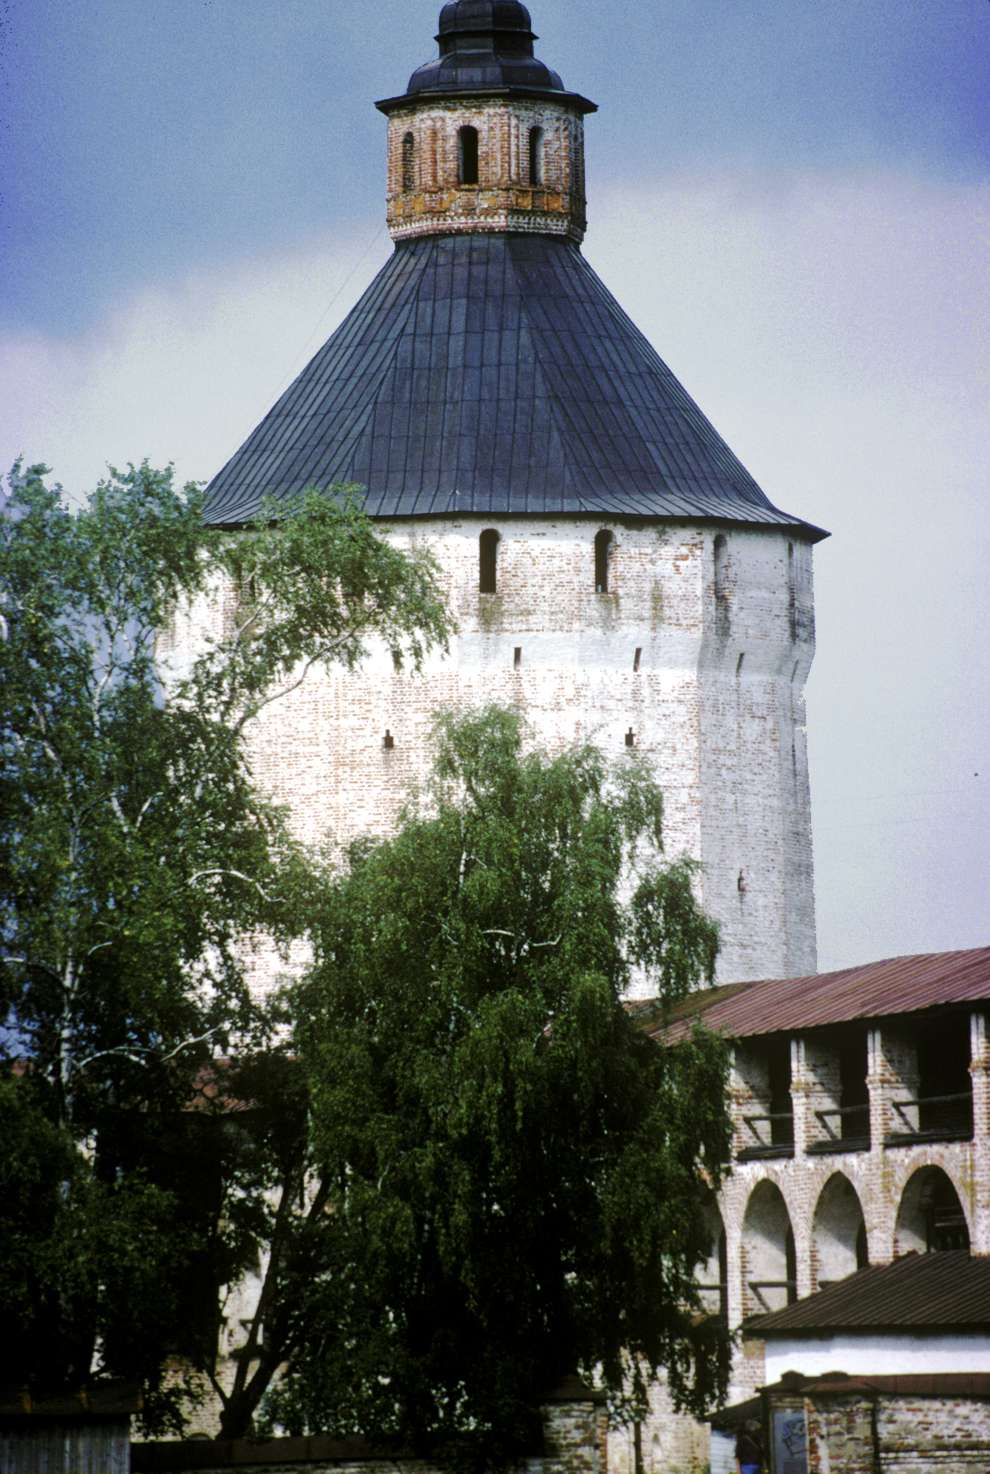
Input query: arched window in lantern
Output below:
<box><xmin>402</xmin><ymin>132</ymin><xmax>415</xmax><ymax>192</ymax></box>
<box><xmin>458</xmin><ymin>126</ymin><xmax>479</xmax><ymax>185</ymax></box>
<box><xmin>528</xmin><ymin>126</ymin><xmax>544</xmax><ymax>186</ymax></box>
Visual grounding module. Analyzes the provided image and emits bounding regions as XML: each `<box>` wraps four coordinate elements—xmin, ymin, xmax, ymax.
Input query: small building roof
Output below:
<box><xmin>0</xmin><ymin>1383</ymin><xmax>142</xmax><ymax>1417</ymax></box>
<box><xmin>711</xmin><ymin>1370</ymin><xmax>990</xmax><ymax>1426</ymax></box>
<box><xmin>745</xmin><ymin>1252</ymin><xmax>990</xmax><ymax>1337</ymax></box>
<box><xmin>638</xmin><ymin>944</ymin><xmax>990</xmax><ymax>1045</ymax></box>
<box><xmin>204</xmin><ymin>233</ymin><xmax>823</xmax><ymax>533</ymax></box>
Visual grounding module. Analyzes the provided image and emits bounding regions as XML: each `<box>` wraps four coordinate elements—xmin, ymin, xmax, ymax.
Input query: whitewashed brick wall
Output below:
<box><xmin>168</xmin><ymin>516</ymin><xmax>818</xmax><ymax>1002</ymax></box>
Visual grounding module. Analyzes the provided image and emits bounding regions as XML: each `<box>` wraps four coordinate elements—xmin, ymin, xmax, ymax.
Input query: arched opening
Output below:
<box><xmin>742</xmin><ymin>1180</ymin><xmax>797</xmax><ymax>1313</ymax></box>
<box><xmin>528</xmin><ymin>125</ymin><xmax>544</xmax><ymax>186</ymax></box>
<box><xmin>479</xmin><ymin>529</ymin><xmax>499</xmax><ymax>594</ymax></box>
<box><xmin>458</xmin><ymin>125</ymin><xmax>479</xmax><ymax>185</ymax></box>
<box><xmin>714</xmin><ymin>533</ymin><xmax>730</xmax><ymax>639</ymax></box>
<box><xmin>696</xmin><ymin>1199</ymin><xmax>729</xmax><ymax>1326</ymax></box>
<box><xmin>402</xmin><ymin>131</ymin><xmax>415</xmax><ymax>192</ymax></box>
<box><xmin>895</xmin><ymin>1166</ymin><xmax>970</xmax><ymax>1255</ymax></box>
<box><xmin>812</xmin><ymin>1173</ymin><xmax>868</xmax><ymax>1290</ymax></box>
<box><xmin>594</xmin><ymin>529</ymin><xmax>613</xmax><ymax>592</ymax></box>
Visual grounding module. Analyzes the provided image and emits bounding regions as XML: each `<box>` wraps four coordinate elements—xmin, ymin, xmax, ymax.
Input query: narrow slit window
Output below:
<box><xmin>479</xmin><ymin>529</ymin><xmax>499</xmax><ymax>593</ymax></box>
<box><xmin>528</xmin><ymin>126</ymin><xmax>544</xmax><ymax>186</ymax></box>
<box><xmin>714</xmin><ymin>533</ymin><xmax>730</xmax><ymax>638</ymax></box>
<box><xmin>633</xmin><ymin>647</ymin><xmax>642</xmax><ymax>672</ymax></box>
<box><xmin>513</xmin><ymin>647</ymin><xmax>522</xmax><ymax>669</ymax></box>
<box><xmin>594</xmin><ymin>529</ymin><xmax>613</xmax><ymax>592</ymax></box>
<box><xmin>787</xmin><ymin>541</ymin><xmax>797</xmax><ymax>641</ymax></box>
<box><xmin>402</xmin><ymin>132</ymin><xmax>415</xmax><ymax>192</ymax></box>
<box><xmin>459</xmin><ymin>125</ymin><xmax>479</xmax><ymax>185</ymax></box>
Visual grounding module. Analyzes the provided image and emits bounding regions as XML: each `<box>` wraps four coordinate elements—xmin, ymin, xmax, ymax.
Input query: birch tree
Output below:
<box><xmin>0</xmin><ymin>461</ymin><xmax>449</xmax><ymax>1428</ymax></box>
<box><xmin>268</xmin><ymin>708</ymin><xmax>731</xmax><ymax>1469</ymax></box>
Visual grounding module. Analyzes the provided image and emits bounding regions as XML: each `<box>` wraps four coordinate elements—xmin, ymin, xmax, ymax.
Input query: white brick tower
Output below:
<box><xmin>194</xmin><ymin>0</ymin><xmax>825</xmax><ymax>991</ymax></box>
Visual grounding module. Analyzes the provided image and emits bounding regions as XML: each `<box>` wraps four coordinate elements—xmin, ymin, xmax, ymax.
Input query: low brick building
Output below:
<box><xmin>746</xmin><ymin>1248</ymin><xmax>990</xmax><ymax>1384</ymax></box>
<box><xmin>713</xmin><ymin>1370</ymin><xmax>990</xmax><ymax>1474</ymax></box>
<box><xmin>721</xmin><ymin>1252</ymin><xmax>990</xmax><ymax>1468</ymax></box>
<box><xmin>0</xmin><ymin>1384</ymin><xmax>140</xmax><ymax>1474</ymax></box>
<box><xmin>612</xmin><ymin>946</ymin><xmax>990</xmax><ymax>1472</ymax></box>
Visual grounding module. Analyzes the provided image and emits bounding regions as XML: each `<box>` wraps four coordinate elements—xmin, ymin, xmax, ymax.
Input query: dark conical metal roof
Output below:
<box><xmin>204</xmin><ymin>233</ymin><xmax>823</xmax><ymax>535</ymax></box>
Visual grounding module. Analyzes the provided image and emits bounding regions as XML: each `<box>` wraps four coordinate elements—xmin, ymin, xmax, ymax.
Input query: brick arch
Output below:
<box><xmin>741</xmin><ymin>1178</ymin><xmax>796</xmax><ymax>1315</ymax></box>
<box><xmin>811</xmin><ymin>1172</ymin><xmax>868</xmax><ymax>1290</ymax></box>
<box><xmin>894</xmin><ymin>1164</ymin><xmax>971</xmax><ymax>1255</ymax></box>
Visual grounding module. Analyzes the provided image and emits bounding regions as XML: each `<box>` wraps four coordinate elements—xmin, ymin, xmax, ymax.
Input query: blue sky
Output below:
<box><xmin>2</xmin><ymin>0</ymin><xmax>989</xmax><ymax>972</ymax></box>
<box><xmin>5</xmin><ymin>0</ymin><xmax>988</xmax><ymax>335</ymax></box>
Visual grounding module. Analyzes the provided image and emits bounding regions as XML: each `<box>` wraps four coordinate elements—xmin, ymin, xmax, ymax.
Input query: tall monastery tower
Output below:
<box><xmin>197</xmin><ymin>0</ymin><xmax>826</xmax><ymax>988</ymax></box>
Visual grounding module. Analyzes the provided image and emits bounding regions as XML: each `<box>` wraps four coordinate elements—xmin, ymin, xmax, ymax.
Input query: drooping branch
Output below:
<box><xmin>187</xmin><ymin>869</ymin><xmax>274</xmax><ymax>902</ymax></box>
<box><xmin>74</xmin><ymin>1026</ymin><xmax>220</xmax><ymax>1075</ymax></box>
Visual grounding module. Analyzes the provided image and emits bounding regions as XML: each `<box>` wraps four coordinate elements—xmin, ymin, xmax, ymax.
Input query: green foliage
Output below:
<box><xmin>271</xmin><ymin>708</ymin><xmax>730</xmax><ymax>1468</ymax></box>
<box><xmin>0</xmin><ymin>462</ymin><xmax>450</xmax><ymax>1425</ymax></box>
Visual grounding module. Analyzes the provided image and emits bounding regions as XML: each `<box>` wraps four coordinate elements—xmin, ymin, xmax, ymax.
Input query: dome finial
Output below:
<box><xmin>437</xmin><ymin>0</ymin><xmax>537</xmax><ymax>46</ymax></box>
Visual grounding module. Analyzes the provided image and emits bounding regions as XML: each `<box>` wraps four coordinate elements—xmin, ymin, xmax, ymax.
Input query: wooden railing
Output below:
<box><xmin>738</xmin><ymin>1110</ymin><xmax>794</xmax><ymax>1156</ymax></box>
<box><xmin>748</xmin><ymin>1278</ymin><xmax>796</xmax><ymax>1312</ymax></box>
<box><xmin>887</xmin><ymin>1090</ymin><xmax>972</xmax><ymax>1142</ymax></box>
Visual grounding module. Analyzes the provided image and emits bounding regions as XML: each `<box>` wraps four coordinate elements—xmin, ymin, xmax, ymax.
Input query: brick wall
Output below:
<box><xmin>804</xmin><ymin>1390</ymin><xmax>990</xmax><ymax>1473</ymax></box>
<box><xmin>133</xmin><ymin>1390</ymin><xmax>606</xmax><ymax>1474</ymax></box>
<box><xmin>607</xmin><ymin>1374</ymin><xmax>709</xmax><ymax>1474</ymax></box>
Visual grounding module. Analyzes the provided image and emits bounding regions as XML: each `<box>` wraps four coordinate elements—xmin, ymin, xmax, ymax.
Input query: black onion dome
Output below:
<box><xmin>405</xmin><ymin>0</ymin><xmax>565</xmax><ymax>97</ymax></box>
<box><xmin>437</xmin><ymin>0</ymin><xmax>535</xmax><ymax>38</ymax></box>
<box><xmin>203</xmin><ymin>233</ymin><xmax>825</xmax><ymax>538</ymax></box>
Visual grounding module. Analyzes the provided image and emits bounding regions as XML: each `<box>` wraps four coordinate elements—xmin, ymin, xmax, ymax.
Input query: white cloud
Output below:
<box><xmin>2</xmin><ymin>169</ymin><xmax>987</xmax><ymax>970</ymax></box>
<box><xmin>0</xmin><ymin>220</ymin><xmax>389</xmax><ymax>501</ymax></box>
<box><xmin>589</xmin><ymin>168</ymin><xmax>990</xmax><ymax>968</ymax></box>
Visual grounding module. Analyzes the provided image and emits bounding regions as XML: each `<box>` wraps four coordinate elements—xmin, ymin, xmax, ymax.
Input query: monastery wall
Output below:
<box><xmin>132</xmin><ymin>1390</ymin><xmax>607</xmax><ymax>1474</ymax></box>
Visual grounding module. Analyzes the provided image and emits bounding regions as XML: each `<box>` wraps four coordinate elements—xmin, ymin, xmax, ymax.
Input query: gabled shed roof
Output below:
<box><xmin>745</xmin><ymin>1251</ymin><xmax>990</xmax><ymax>1336</ymax></box>
<box><xmin>203</xmin><ymin>233</ymin><xmax>825</xmax><ymax>533</ymax></box>
<box><xmin>639</xmin><ymin>945</ymin><xmax>990</xmax><ymax>1045</ymax></box>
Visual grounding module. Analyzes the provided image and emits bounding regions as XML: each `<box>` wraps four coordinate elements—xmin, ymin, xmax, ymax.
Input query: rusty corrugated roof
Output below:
<box><xmin>745</xmin><ymin>1251</ymin><xmax>990</xmax><ymax>1335</ymax></box>
<box><xmin>649</xmin><ymin>946</ymin><xmax>990</xmax><ymax>1045</ymax></box>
